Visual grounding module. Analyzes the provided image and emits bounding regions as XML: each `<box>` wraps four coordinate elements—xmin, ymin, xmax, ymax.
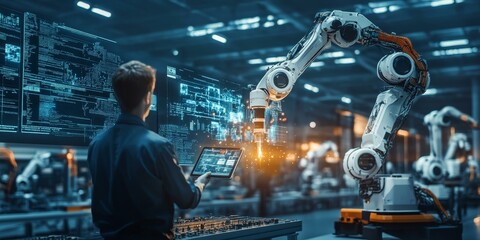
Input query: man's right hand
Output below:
<box><xmin>194</xmin><ymin>172</ymin><xmax>211</xmax><ymax>192</ymax></box>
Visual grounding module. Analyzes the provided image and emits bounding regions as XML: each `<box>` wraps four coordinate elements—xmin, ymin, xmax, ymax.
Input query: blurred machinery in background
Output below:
<box><xmin>0</xmin><ymin>147</ymin><xmax>93</xmax><ymax>238</ymax></box>
<box><xmin>415</xmin><ymin>106</ymin><xmax>478</xmax><ymax>186</ymax></box>
<box><xmin>249</xmin><ymin>9</ymin><xmax>461</xmax><ymax>240</ymax></box>
<box><xmin>444</xmin><ymin>133</ymin><xmax>478</xmax><ymax>179</ymax></box>
<box><xmin>414</xmin><ymin>106</ymin><xmax>479</xmax><ymax>217</ymax></box>
<box><xmin>0</xmin><ymin>148</ymin><xmax>90</xmax><ymax>213</ymax></box>
<box><xmin>299</xmin><ymin>141</ymin><xmax>340</xmax><ymax>195</ymax></box>
<box><xmin>16</xmin><ymin>152</ymin><xmax>54</xmax><ymax>194</ymax></box>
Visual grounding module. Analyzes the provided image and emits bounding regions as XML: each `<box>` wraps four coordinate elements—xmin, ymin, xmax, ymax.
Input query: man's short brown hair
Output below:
<box><xmin>112</xmin><ymin>60</ymin><xmax>156</xmax><ymax>112</ymax></box>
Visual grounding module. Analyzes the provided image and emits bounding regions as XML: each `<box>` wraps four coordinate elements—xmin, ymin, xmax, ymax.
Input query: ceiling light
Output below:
<box><xmin>439</xmin><ymin>39</ymin><xmax>469</xmax><ymax>47</ymax></box>
<box><xmin>304</xmin><ymin>84</ymin><xmax>313</xmax><ymax>91</ymax></box>
<box><xmin>91</xmin><ymin>7</ymin><xmax>111</xmax><ymax>17</ymax></box>
<box><xmin>432</xmin><ymin>47</ymin><xmax>478</xmax><ymax>56</ymax></box>
<box><xmin>250</xmin><ymin>23</ymin><xmax>260</xmax><ymax>29</ymax></box>
<box><xmin>276</xmin><ymin>19</ymin><xmax>288</xmax><ymax>25</ymax></box>
<box><xmin>211</xmin><ymin>34</ymin><xmax>227</xmax><ymax>43</ymax></box>
<box><xmin>304</xmin><ymin>84</ymin><xmax>319</xmax><ymax>93</ymax></box>
<box><xmin>310</xmin><ymin>61</ymin><xmax>325</xmax><ymax>67</ymax></box>
<box><xmin>319</xmin><ymin>51</ymin><xmax>345</xmax><ymax>59</ymax></box>
<box><xmin>423</xmin><ymin>88</ymin><xmax>438</xmax><ymax>95</ymax></box>
<box><xmin>330</xmin><ymin>51</ymin><xmax>345</xmax><ymax>57</ymax></box>
<box><xmin>172</xmin><ymin>49</ymin><xmax>179</xmax><ymax>56</ymax></box>
<box><xmin>237</xmin><ymin>22</ymin><xmax>261</xmax><ymax>30</ymax></box>
<box><xmin>341</xmin><ymin>97</ymin><xmax>352</xmax><ymax>104</ymax></box>
<box><xmin>389</xmin><ymin>5</ymin><xmax>401</xmax><ymax>12</ymax></box>
<box><xmin>76</xmin><ymin>1</ymin><xmax>90</xmax><ymax>10</ymax></box>
<box><xmin>263</xmin><ymin>21</ymin><xmax>275</xmax><ymax>28</ymax></box>
<box><xmin>237</xmin><ymin>24</ymin><xmax>250</xmax><ymax>30</ymax></box>
<box><xmin>248</xmin><ymin>59</ymin><xmax>263</xmax><ymax>64</ymax></box>
<box><xmin>189</xmin><ymin>29</ymin><xmax>208</xmax><ymax>37</ymax></box>
<box><xmin>267</xmin><ymin>15</ymin><xmax>274</xmax><ymax>21</ymax></box>
<box><xmin>372</xmin><ymin>7</ymin><xmax>388</xmax><ymax>14</ymax></box>
<box><xmin>309</xmin><ymin>121</ymin><xmax>316</xmax><ymax>128</ymax></box>
<box><xmin>234</xmin><ymin>16</ymin><xmax>260</xmax><ymax>25</ymax></box>
<box><xmin>205</xmin><ymin>22</ymin><xmax>224</xmax><ymax>29</ymax></box>
<box><xmin>334</xmin><ymin>58</ymin><xmax>356</xmax><ymax>64</ymax></box>
<box><xmin>431</xmin><ymin>0</ymin><xmax>454</xmax><ymax>7</ymax></box>
<box><xmin>265</xmin><ymin>56</ymin><xmax>286</xmax><ymax>63</ymax></box>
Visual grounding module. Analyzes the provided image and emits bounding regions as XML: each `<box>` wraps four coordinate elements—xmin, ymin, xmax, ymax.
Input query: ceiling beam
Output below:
<box><xmin>260</xmin><ymin>0</ymin><xmax>310</xmax><ymax>32</ymax></box>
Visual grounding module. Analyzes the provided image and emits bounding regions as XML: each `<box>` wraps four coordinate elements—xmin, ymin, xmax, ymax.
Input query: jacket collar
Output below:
<box><xmin>116</xmin><ymin>113</ymin><xmax>146</xmax><ymax>127</ymax></box>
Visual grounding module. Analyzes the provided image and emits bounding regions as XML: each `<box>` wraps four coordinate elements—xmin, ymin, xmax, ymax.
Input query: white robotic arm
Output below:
<box><xmin>444</xmin><ymin>133</ymin><xmax>472</xmax><ymax>179</ymax></box>
<box><xmin>444</xmin><ymin>133</ymin><xmax>471</xmax><ymax>162</ymax></box>
<box><xmin>300</xmin><ymin>141</ymin><xmax>340</xmax><ymax>172</ymax></box>
<box><xmin>250</xmin><ymin>11</ymin><xmax>382</xmax><ymax>156</ymax></box>
<box><xmin>302</xmin><ymin>141</ymin><xmax>340</xmax><ymax>165</ymax></box>
<box><xmin>416</xmin><ymin>107</ymin><xmax>478</xmax><ymax>183</ymax></box>
<box><xmin>250</xmin><ymin>10</ymin><xmax>429</xmax><ymax>184</ymax></box>
<box><xmin>425</xmin><ymin>106</ymin><xmax>478</xmax><ymax>160</ymax></box>
<box><xmin>16</xmin><ymin>152</ymin><xmax>51</xmax><ymax>192</ymax></box>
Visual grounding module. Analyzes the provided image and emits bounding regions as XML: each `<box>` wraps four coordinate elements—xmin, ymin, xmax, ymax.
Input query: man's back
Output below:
<box><xmin>88</xmin><ymin>113</ymin><xmax>201</xmax><ymax>239</ymax></box>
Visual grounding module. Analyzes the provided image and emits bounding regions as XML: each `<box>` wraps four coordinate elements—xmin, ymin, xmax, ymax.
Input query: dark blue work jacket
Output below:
<box><xmin>88</xmin><ymin>113</ymin><xmax>201</xmax><ymax>239</ymax></box>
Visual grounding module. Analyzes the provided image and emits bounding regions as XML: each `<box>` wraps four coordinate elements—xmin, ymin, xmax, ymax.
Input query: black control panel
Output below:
<box><xmin>174</xmin><ymin>215</ymin><xmax>302</xmax><ymax>240</ymax></box>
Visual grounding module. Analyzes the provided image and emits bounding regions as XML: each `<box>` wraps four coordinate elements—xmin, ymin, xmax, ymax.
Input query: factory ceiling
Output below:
<box><xmin>4</xmin><ymin>0</ymin><xmax>480</xmax><ymax>124</ymax></box>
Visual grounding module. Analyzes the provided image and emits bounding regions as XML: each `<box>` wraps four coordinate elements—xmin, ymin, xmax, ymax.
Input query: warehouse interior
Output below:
<box><xmin>0</xmin><ymin>0</ymin><xmax>479</xmax><ymax>239</ymax></box>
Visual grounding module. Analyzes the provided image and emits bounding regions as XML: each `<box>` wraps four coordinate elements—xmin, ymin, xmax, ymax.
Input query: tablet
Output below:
<box><xmin>191</xmin><ymin>147</ymin><xmax>243</xmax><ymax>179</ymax></box>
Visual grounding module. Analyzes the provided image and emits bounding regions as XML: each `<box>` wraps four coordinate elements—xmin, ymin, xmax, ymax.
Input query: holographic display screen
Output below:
<box><xmin>159</xmin><ymin>66</ymin><xmax>247</xmax><ymax>164</ymax></box>
<box><xmin>20</xmin><ymin>12</ymin><xmax>122</xmax><ymax>145</ymax></box>
<box><xmin>0</xmin><ymin>7</ymin><xmax>159</xmax><ymax>146</ymax></box>
<box><xmin>0</xmin><ymin>6</ymin><xmax>22</xmax><ymax>134</ymax></box>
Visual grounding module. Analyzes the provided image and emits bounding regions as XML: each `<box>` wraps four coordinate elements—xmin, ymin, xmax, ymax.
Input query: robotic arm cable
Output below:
<box><xmin>415</xmin><ymin>186</ymin><xmax>452</xmax><ymax>223</ymax></box>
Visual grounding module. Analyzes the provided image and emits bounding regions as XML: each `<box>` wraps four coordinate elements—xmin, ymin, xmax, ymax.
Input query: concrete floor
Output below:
<box><xmin>274</xmin><ymin>207</ymin><xmax>480</xmax><ymax>240</ymax></box>
<box><xmin>0</xmin><ymin>206</ymin><xmax>478</xmax><ymax>239</ymax></box>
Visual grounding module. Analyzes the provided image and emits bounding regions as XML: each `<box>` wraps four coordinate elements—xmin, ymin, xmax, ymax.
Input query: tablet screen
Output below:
<box><xmin>191</xmin><ymin>147</ymin><xmax>243</xmax><ymax>178</ymax></box>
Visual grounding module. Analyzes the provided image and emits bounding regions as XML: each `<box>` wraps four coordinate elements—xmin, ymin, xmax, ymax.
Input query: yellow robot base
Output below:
<box><xmin>334</xmin><ymin>208</ymin><xmax>462</xmax><ymax>240</ymax></box>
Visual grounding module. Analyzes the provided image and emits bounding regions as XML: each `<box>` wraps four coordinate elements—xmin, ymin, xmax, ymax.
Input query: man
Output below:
<box><xmin>88</xmin><ymin>60</ymin><xmax>210</xmax><ymax>239</ymax></box>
